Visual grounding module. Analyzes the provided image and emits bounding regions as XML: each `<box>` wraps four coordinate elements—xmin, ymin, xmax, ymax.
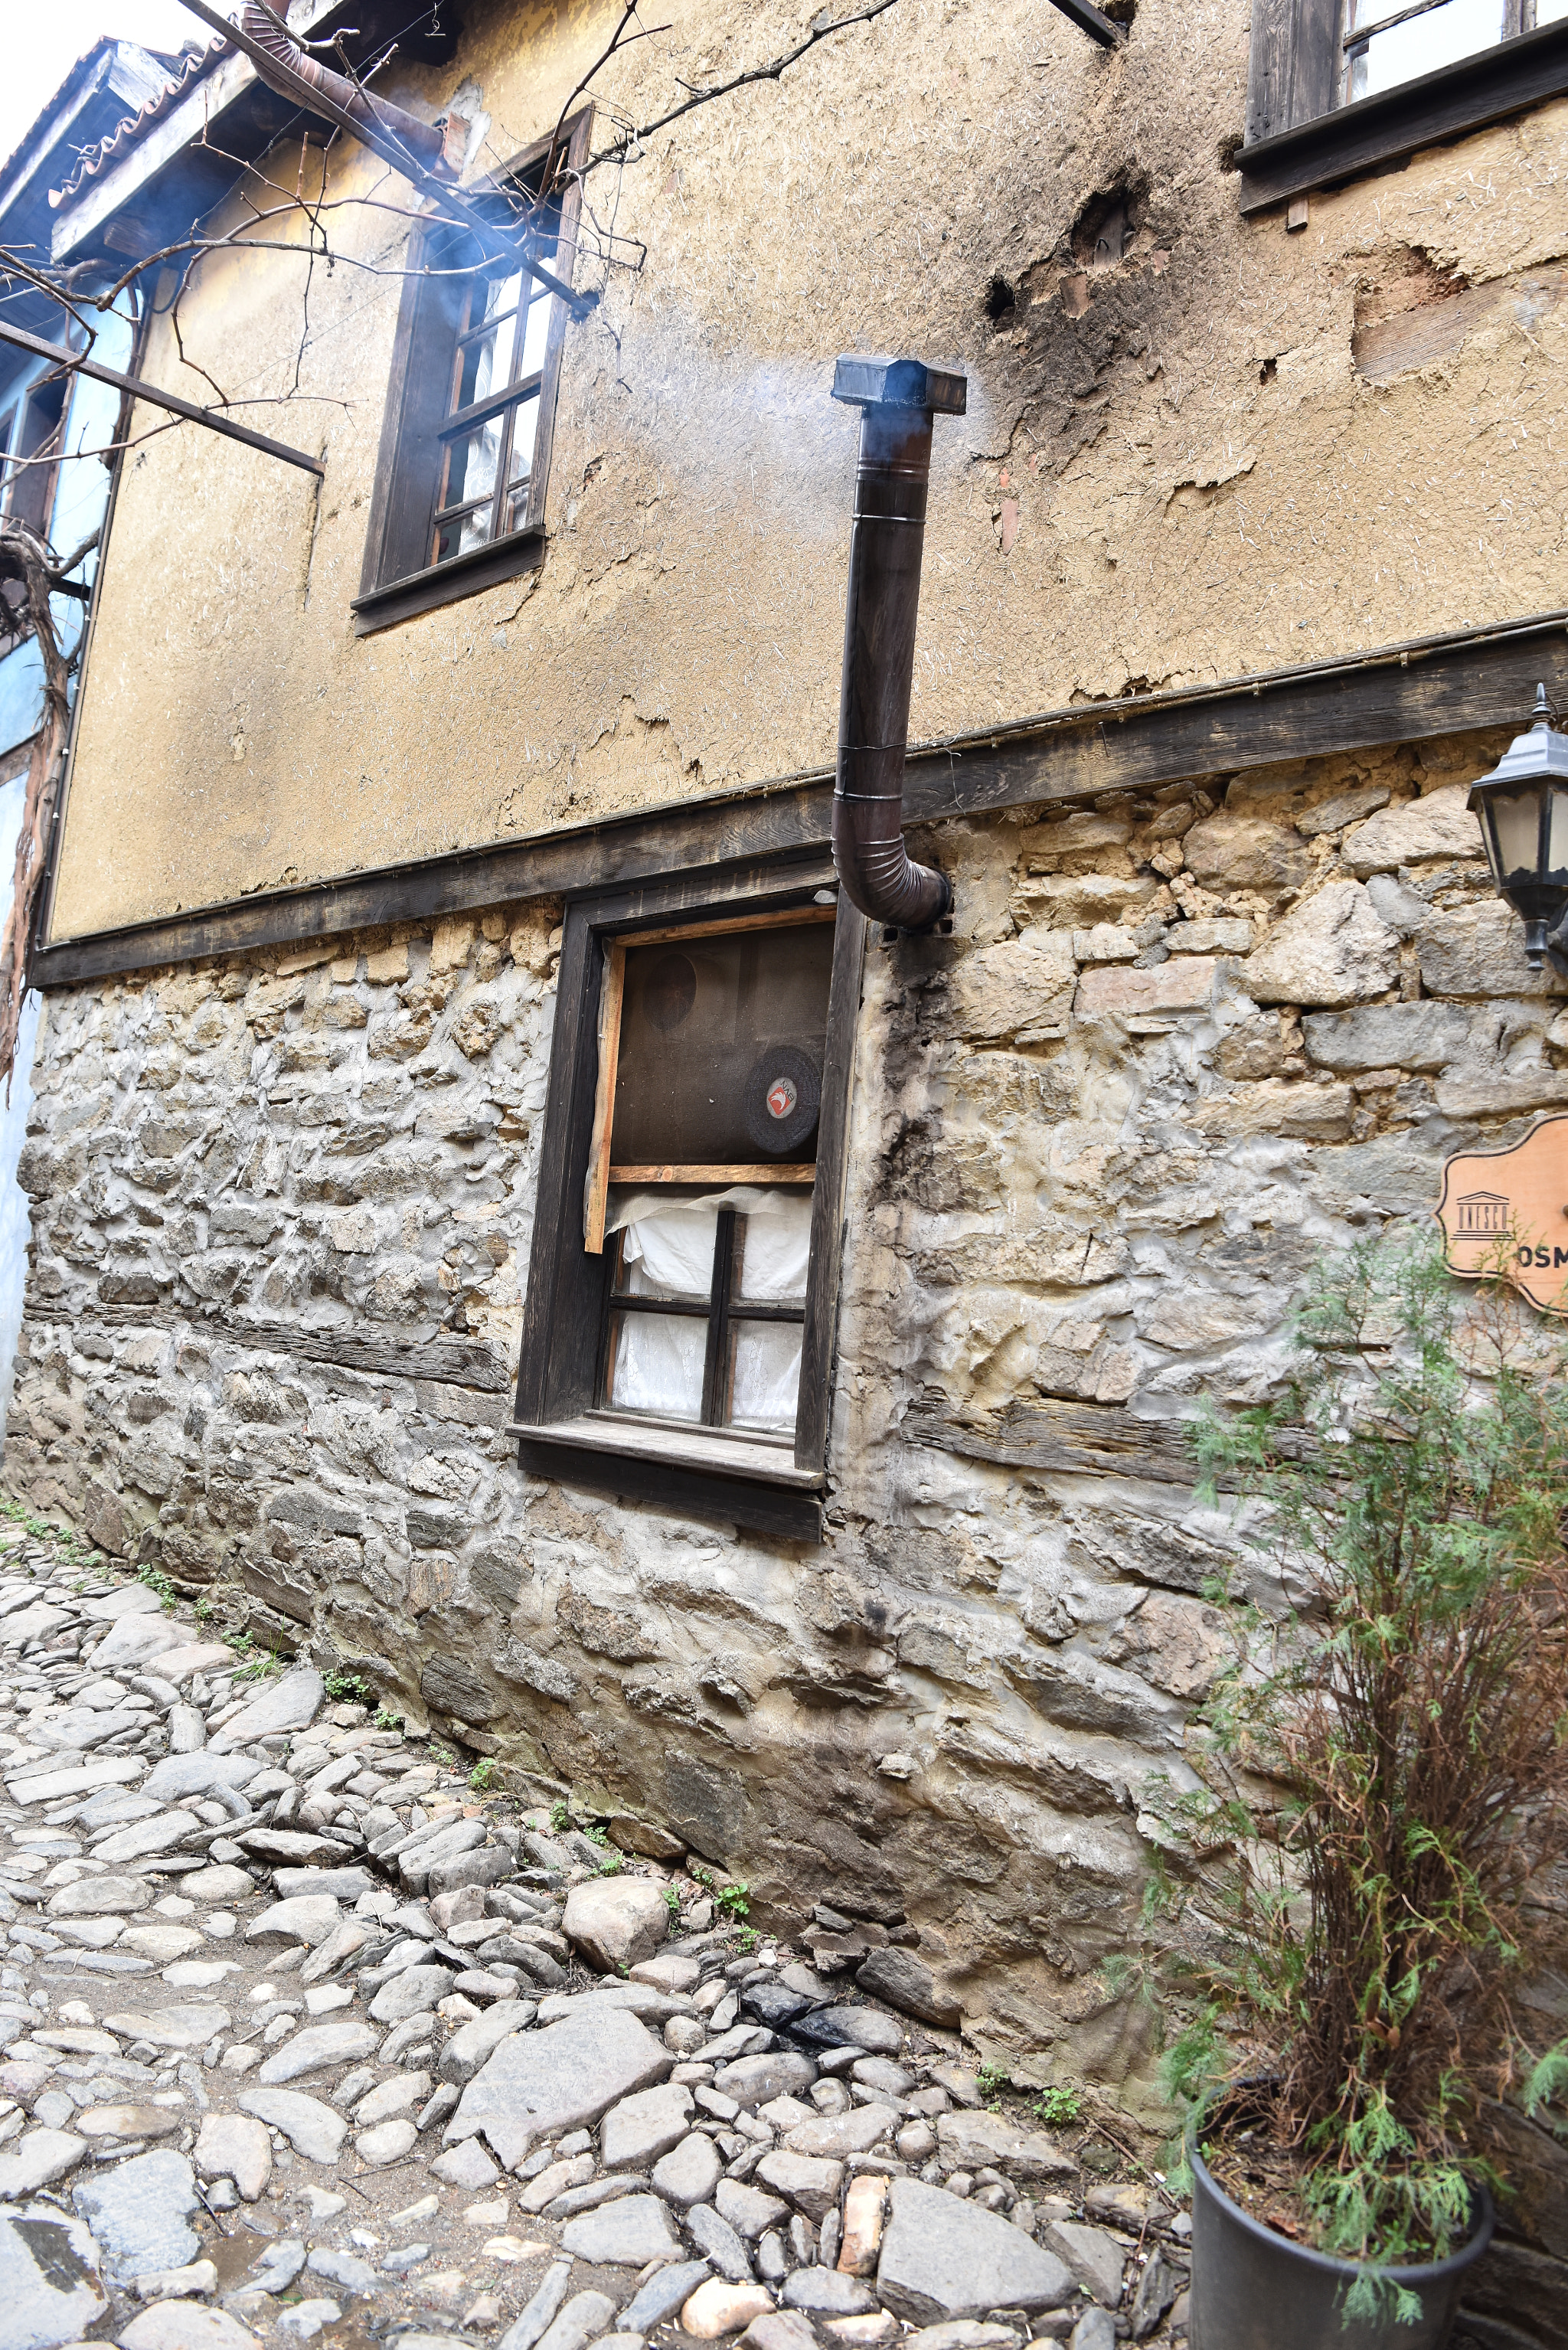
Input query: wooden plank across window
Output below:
<box><xmin>606</xmin><ymin>1164</ymin><xmax>815</xmax><ymax>1185</ymax></box>
<box><xmin>582</xmin><ymin>940</ymin><xmax>625</xmax><ymax>1257</ymax></box>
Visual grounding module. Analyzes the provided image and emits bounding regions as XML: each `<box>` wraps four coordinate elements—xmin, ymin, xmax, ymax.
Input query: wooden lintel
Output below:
<box><xmin>34</xmin><ymin>606</ymin><xmax>1568</xmax><ymax>990</ymax></box>
<box><xmin>26</xmin><ymin>1296</ymin><xmax>511</xmax><ymax>1392</ymax></box>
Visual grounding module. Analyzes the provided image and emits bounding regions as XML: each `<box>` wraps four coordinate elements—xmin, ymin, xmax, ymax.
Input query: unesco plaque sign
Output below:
<box><xmin>1438</xmin><ymin>1114</ymin><xmax>1568</xmax><ymax>1313</ymax></box>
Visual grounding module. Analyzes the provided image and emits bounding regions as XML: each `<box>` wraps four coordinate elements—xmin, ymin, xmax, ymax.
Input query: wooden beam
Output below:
<box><xmin>28</xmin><ymin>1298</ymin><xmax>513</xmax><ymax>1391</ymax></box>
<box><xmin>34</xmin><ymin>606</ymin><xmax>1568</xmax><ymax>989</ymax></box>
<box><xmin>1239</xmin><ymin>18</ymin><xmax>1568</xmax><ymax>214</ymax></box>
<box><xmin>904</xmin><ymin>1399</ymin><xmax>1207</xmax><ymax>1489</ymax></box>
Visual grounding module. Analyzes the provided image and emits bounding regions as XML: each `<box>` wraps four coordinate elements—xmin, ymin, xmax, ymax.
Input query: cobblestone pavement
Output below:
<box><xmin>0</xmin><ymin>1514</ymin><xmax>1192</xmax><ymax>2350</ymax></box>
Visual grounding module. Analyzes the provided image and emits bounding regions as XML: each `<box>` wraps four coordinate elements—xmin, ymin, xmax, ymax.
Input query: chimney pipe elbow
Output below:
<box><xmin>831</xmin><ymin>356</ymin><xmax>965</xmax><ymax>934</ymax></box>
<box><xmin>240</xmin><ymin>3</ymin><xmax>454</xmax><ymax>182</ymax></box>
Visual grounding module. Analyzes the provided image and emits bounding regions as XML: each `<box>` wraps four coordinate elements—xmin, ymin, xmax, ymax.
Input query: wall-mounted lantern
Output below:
<box><xmin>1468</xmin><ymin>685</ymin><xmax>1568</xmax><ymax>972</ymax></box>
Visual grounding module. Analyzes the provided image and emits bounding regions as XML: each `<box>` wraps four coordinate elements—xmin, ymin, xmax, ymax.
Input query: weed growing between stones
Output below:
<box><xmin>322</xmin><ymin>1670</ymin><xmax>371</xmax><ymax>1704</ymax></box>
<box><xmin>1162</xmin><ymin>1227</ymin><xmax>1568</xmax><ymax>2318</ymax></box>
<box><xmin>977</xmin><ymin>2060</ymin><xmax>1011</xmax><ymax>2107</ymax></box>
<box><xmin>136</xmin><ymin>1562</ymin><xmax>178</xmax><ymax>1608</ymax></box>
<box><xmin>1035</xmin><ymin>2086</ymin><xmax>1083</xmax><ymax>2128</ymax></box>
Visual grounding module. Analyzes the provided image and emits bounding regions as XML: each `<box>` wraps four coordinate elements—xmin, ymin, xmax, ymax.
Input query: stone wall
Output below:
<box><xmin>11</xmin><ymin>731</ymin><xmax>1568</xmax><ymax>2187</ymax></box>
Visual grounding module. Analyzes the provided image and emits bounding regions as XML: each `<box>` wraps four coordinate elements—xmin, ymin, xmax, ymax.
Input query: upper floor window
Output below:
<box><xmin>1347</xmin><ymin>0</ymin><xmax>1567</xmax><ymax>99</ymax></box>
<box><xmin>430</xmin><ymin>256</ymin><xmax>557</xmax><ymax>567</ymax></box>
<box><xmin>353</xmin><ymin>109</ymin><xmax>589</xmax><ymax>634</ymax></box>
<box><xmin>1240</xmin><ymin>0</ymin><xmax>1568</xmax><ymax>213</ymax></box>
<box><xmin>1</xmin><ymin>371</ymin><xmax>68</xmax><ymax>540</ymax></box>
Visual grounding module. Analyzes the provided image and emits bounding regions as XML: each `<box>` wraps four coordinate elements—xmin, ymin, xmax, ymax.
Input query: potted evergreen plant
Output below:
<box><xmin>1160</xmin><ymin>1231</ymin><xmax>1568</xmax><ymax>2348</ymax></box>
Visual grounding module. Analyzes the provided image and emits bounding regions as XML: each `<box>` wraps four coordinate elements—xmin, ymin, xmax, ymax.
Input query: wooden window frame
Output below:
<box><xmin>351</xmin><ymin>108</ymin><xmax>590</xmax><ymax>636</ymax></box>
<box><xmin>2</xmin><ymin>374</ymin><xmax>67</xmax><ymax>539</ymax></box>
<box><xmin>512</xmin><ymin>855</ymin><xmax>866</xmax><ymax>1542</ymax></box>
<box><xmin>1240</xmin><ymin>5</ymin><xmax>1568</xmax><ymax>214</ymax></box>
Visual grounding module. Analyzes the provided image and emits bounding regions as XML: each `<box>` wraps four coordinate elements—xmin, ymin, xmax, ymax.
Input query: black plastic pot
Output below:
<box><xmin>1187</xmin><ymin>2103</ymin><xmax>1494</xmax><ymax>2350</ymax></box>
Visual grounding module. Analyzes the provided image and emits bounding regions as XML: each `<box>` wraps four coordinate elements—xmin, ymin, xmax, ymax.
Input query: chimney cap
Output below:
<box><xmin>832</xmin><ymin>355</ymin><xmax>968</xmax><ymax>415</ymax></box>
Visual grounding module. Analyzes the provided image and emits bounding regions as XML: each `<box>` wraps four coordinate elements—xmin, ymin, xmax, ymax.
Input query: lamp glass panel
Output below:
<box><xmin>1483</xmin><ymin>791</ymin><xmax>1541</xmax><ymax>885</ymax></box>
<box><xmin>1545</xmin><ymin>783</ymin><xmax>1568</xmax><ymax>886</ymax></box>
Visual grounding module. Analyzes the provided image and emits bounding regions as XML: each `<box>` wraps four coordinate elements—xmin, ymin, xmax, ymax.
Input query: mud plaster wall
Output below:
<box><xmin>15</xmin><ymin>737</ymin><xmax>1568</xmax><ymax>2214</ymax></box>
<box><xmin>46</xmin><ymin>0</ymin><xmax>1568</xmax><ymax>935</ymax></box>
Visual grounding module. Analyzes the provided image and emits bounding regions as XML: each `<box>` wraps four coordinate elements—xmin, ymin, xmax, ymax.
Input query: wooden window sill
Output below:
<box><xmin>511</xmin><ymin>1414</ymin><xmax>823</xmax><ymax>1488</ymax></box>
<box><xmin>1239</xmin><ymin>19</ymin><xmax>1568</xmax><ymax>213</ymax></box>
<box><xmin>511</xmin><ymin>1412</ymin><xmax>825</xmax><ymax>1540</ymax></box>
<box><xmin>607</xmin><ymin>1165</ymin><xmax>815</xmax><ymax>1185</ymax></box>
<box><xmin>351</xmin><ymin>525</ymin><xmax>544</xmax><ymax>637</ymax></box>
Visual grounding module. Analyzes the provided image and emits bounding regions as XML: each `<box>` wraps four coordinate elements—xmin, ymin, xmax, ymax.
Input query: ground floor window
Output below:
<box><xmin>512</xmin><ymin>865</ymin><xmax>862</xmax><ymax>1539</ymax></box>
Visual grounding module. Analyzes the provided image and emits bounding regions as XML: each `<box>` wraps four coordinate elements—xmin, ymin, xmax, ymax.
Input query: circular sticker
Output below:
<box><xmin>743</xmin><ymin>1045</ymin><xmax>821</xmax><ymax>1155</ymax></box>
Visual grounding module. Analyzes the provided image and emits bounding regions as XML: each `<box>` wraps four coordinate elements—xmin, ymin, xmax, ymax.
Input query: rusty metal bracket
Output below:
<box><xmin>0</xmin><ymin>319</ymin><xmax>325</xmax><ymax>476</ymax></box>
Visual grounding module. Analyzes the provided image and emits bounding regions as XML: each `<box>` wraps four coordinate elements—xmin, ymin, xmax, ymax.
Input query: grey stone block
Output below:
<box><xmin>618</xmin><ymin>2260</ymin><xmax>711</xmax><ymax>2334</ymax></box>
<box><xmin>560</xmin><ymin>2192</ymin><xmax>682</xmax><ymax>2267</ymax></box>
<box><xmin>72</xmin><ymin>2147</ymin><xmax>200</xmax><ymax>2284</ymax></box>
<box><xmin>446</xmin><ymin>2003</ymin><xmax>672</xmax><ymax>2169</ymax></box>
<box><xmin>0</xmin><ymin>2198</ymin><xmax>106</xmax><ymax>2350</ymax></box>
<box><xmin>877</xmin><ymin>2178</ymin><xmax>1076</xmax><ymax>2322</ymax></box>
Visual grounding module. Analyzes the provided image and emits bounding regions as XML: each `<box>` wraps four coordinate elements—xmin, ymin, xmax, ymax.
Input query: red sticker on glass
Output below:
<box><xmin>766</xmin><ymin>1076</ymin><xmax>798</xmax><ymax>1120</ymax></box>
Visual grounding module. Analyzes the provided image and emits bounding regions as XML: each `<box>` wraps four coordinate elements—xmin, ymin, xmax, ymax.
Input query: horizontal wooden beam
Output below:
<box><xmin>34</xmin><ymin>604</ymin><xmax>1568</xmax><ymax>990</ymax></box>
<box><xmin>1238</xmin><ymin>19</ymin><xmax>1568</xmax><ymax>214</ymax></box>
<box><xmin>39</xmin><ymin>1296</ymin><xmax>512</xmax><ymax>1391</ymax></box>
<box><xmin>904</xmin><ymin>1400</ymin><xmax>1205</xmax><ymax>1489</ymax></box>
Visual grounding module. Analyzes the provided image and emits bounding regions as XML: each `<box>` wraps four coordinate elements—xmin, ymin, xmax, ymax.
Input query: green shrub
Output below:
<box><xmin>1164</xmin><ymin>1230</ymin><xmax>1568</xmax><ymax>2310</ymax></box>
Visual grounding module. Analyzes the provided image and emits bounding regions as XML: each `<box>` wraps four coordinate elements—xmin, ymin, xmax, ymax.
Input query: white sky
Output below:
<box><xmin>2</xmin><ymin>2</ymin><xmax>235</xmax><ymax>177</ymax></box>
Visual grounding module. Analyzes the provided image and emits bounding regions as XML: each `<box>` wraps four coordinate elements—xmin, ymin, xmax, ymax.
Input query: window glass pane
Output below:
<box><xmin>1485</xmin><ymin>791</ymin><xmax>1540</xmax><ymax>884</ymax></box>
<box><xmin>1545</xmin><ymin>788</ymin><xmax>1568</xmax><ymax>884</ymax></box>
<box><xmin>453</xmin><ymin>310</ymin><xmax>519</xmax><ymax>414</ymax></box>
<box><xmin>612</xmin><ymin>923</ymin><xmax>835</xmax><ymax>1167</ymax></box>
<box><xmin>737</xmin><ymin>1197</ymin><xmax>813</xmax><ymax>1302</ymax></box>
<box><xmin>441</xmin><ymin>415</ymin><xmax>504</xmax><ymax>519</ymax></box>
<box><xmin>727</xmin><ymin>1320</ymin><xmax>803</xmax><ymax>1434</ymax></box>
<box><xmin>433</xmin><ymin>503</ymin><xmax>492</xmax><ymax>565</ymax></box>
<box><xmin>616</xmin><ymin>1203</ymin><xmax>719</xmax><ymax>1299</ymax></box>
<box><xmin>1538</xmin><ymin>0</ymin><xmax>1568</xmax><ymax>23</ymax></box>
<box><xmin>521</xmin><ymin>290</ymin><xmax>554</xmax><ymax>378</ymax></box>
<box><xmin>482</xmin><ymin>270</ymin><xmax>524</xmax><ymax>328</ymax></box>
<box><xmin>508</xmin><ymin>394</ymin><xmax>540</xmax><ymax>490</ymax></box>
<box><xmin>608</xmin><ymin>1310</ymin><xmax>707</xmax><ymax>1420</ymax></box>
<box><xmin>1349</xmin><ymin>0</ymin><xmax>1506</xmax><ymax>96</ymax></box>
